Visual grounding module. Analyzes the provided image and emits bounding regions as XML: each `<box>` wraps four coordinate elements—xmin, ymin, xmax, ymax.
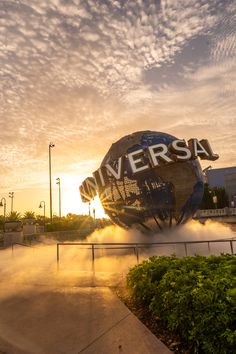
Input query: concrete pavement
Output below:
<box><xmin>0</xmin><ymin>283</ymin><xmax>172</xmax><ymax>354</ymax></box>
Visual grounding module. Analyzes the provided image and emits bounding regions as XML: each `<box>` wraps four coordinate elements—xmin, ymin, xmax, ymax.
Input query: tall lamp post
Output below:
<box><xmin>0</xmin><ymin>197</ymin><xmax>7</xmax><ymax>231</ymax></box>
<box><xmin>49</xmin><ymin>142</ymin><xmax>55</xmax><ymax>223</ymax></box>
<box><xmin>9</xmin><ymin>192</ymin><xmax>14</xmax><ymax>213</ymax></box>
<box><xmin>56</xmin><ymin>177</ymin><xmax>61</xmax><ymax>218</ymax></box>
<box><xmin>39</xmin><ymin>201</ymin><xmax>46</xmax><ymax>229</ymax></box>
<box><xmin>88</xmin><ymin>201</ymin><xmax>91</xmax><ymax>217</ymax></box>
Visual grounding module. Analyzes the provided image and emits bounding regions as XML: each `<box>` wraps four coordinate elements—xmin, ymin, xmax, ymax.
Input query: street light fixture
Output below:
<box><xmin>202</xmin><ymin>166</ymin><xmax>212</xmax><ymax>173</ymax></box>
<box><xmin>202</xmin><ymin>166</ymin><xmax>212</xmax><ymax>183</ymax></box>
<box><xmin>39</xmin><ymin>200</ymin><xmax>46</xmax><ymax>229</ymax></box>
<box><xmin>212</xmin><ymin>193</ymin><xmax>218</xmax><ymax>209</ymax></box>
<box><xmin>0</xmin><ymin>197</ymin><xmax>7</xmax><ymax>230</ymax></box>
<box><xmin>56</xmin><ymin>177</ymin><xmax>61</xmax><ymax>218</ymax></box>
<box><xmin>209</xmin><ymin>189</ymin><xmax>218</xmax><ymax>209</ymax></box>
<box><xmin>9</xmin><ymin>192</ymin><xmax>14</xmax><ymax>213</ymax></box>
<box><xmin>49</xmin><ymin>142</ymin><xmax>55</xmax><ymax>223</ymax></box>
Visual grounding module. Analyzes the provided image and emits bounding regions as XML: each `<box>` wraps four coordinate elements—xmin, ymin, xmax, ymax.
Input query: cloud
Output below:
<box><xmin>0</xmin><ymin>0</ymin><xmax>219</xmax><ymax>106</ymax></box>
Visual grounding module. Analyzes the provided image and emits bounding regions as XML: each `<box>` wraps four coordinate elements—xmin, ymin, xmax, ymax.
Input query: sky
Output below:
<box><xmin>0</xmin><ymin>0</ymin><xmax>236</xmax><ymax>217</ymax></box>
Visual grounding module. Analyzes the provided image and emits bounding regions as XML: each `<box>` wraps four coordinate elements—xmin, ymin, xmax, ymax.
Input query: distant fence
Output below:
<box><xmin>22</xmin><ymin>228</ymin><xmax>95</xmax><ymax>243</ymax></box>
<box><xmin>196</xmin><ymin>207</ymin><xmax>236</xmax><ymax>218</ymax></box>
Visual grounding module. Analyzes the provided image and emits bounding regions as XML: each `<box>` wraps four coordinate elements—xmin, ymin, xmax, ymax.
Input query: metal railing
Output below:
<box><xmin>12</xmin><ymin>242</ymin><xmax>35</xmax><ymax>250</ymax></box>
<box><xmin>56</xmin><ymin>239</ymin><xmax>236</xmax><ymax>269</ymax></box>
<box><xmin>11</xmin><ymin>242</ymin><xmax>39</xmax><ymax>256</ymax></box>
<box><xmin>196</xmin><ymin>207</ymin><xmax>236</xmax><ymax>218</ymax></box>
<box><xmin>9</xmin><ymin>239</ymin><xmax>236</xmax><ymax>270</ymax></box>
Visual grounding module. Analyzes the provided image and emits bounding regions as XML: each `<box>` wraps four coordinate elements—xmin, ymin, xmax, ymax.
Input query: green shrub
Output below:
<box><xmin>127</xmin><ymin>256</ymin><xmax>175</xmax><ymax>303</ymax></box>
<box><xmin>127</xmin><ymin>255</ymin><xmax>236</xmax><ymax>354</ymax></box>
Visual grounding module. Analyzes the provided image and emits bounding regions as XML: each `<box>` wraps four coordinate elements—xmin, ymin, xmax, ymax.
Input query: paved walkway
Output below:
<box><xmin>0</xmin><ymin>273</ymin><xmax>172</xmax><ymax>354</ymax></box>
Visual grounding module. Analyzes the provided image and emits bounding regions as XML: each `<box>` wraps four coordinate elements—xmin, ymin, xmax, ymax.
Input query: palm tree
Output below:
<box><xmin>23</xmin><ymin>211</ymin><xmax>35</xmax><ymax>219</ymax></box>
<box><xmin>6</xmin><ymin>211</ymin><xmax>22</xmax><ymax>221</ymax></box>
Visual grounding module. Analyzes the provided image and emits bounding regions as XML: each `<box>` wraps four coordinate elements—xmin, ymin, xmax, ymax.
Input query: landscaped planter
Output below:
<box><xmin>4</xmin><ymin>221</ymin><xmax>23</xmax><ymax>247</ymax></box>
<box><xmin>22</xmin><ymin>218</ymin><xmax>36</xmax><ymax>235</ymax></box>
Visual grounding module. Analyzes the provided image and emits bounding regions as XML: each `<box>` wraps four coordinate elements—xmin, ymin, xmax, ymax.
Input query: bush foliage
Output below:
<box><xmin>127</xmin><ymin>255</ymin><xmax>236</xmax><ymax>354</ymax></box>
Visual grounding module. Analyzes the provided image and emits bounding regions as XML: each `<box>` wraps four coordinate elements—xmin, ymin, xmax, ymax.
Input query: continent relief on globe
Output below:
<box><xmin>80</xmin><ymin>131</ymin><xmax>219</xmax><ymax>232</ymax></box>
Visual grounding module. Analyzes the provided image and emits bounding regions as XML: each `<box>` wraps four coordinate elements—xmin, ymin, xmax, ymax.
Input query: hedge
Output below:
<box><xmin>127</xmin><ymin>255</ymin><xmax>236</xmax><ymax>353</ymax></box>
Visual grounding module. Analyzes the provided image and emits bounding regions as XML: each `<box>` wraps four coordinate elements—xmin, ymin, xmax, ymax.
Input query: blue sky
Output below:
<box><xmin>0</xmin><ymin>0</ymin><xmax>236</xmax><ymax>215</ymax></box>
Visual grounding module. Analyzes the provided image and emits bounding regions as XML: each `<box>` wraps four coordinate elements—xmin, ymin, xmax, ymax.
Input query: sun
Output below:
<box><xmin>89</xmin><ymin>195</ymin><xmax>108</xmax><ymax>219</ymax></box>
<box><xmin>53</xmin><ymin>174</ymin><xmax>108</xmax><ymax>219</ymax></box>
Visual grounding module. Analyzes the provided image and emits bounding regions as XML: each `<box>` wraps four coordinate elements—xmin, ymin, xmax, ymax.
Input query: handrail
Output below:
<box><xmin>56</xmin><ymin>239</ymin><xmax>236</xmax><ymax>246</ymax></box>
<box><xmin>9</xmin><ymin>239</ymin><xmax>235</xmax><ymax>271</ymax></box>
<box><xmin>12</xmin><ymin>242</ymin><xmax>34</xmax><ymax>249</ymax></box>
<box><xmin>56</xmin><ymin>239</ymin><xmax>235</xmax><ymax>270</ymax></box>
<box><xmin>11</xmin><ymin>242</ymin><xmax>38</xmax><ymax>256</ymax></box>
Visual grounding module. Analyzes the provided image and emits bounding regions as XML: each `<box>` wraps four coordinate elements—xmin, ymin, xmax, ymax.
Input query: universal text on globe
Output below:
<box><xmin>80</xmin><ymin>137</ymin><xmax>218</xmax><ymax>202</ymax></box>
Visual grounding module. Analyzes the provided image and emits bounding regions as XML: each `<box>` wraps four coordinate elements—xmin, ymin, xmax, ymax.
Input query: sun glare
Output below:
<box><xmin>90</xmin><ymin>196</ymin><xmax>108</xmax><ymax>219</ymax></box>
<box><xmin>54</xmin><ymin>174</ymin><xmax>107</xmax><ymax>218</ymax></box>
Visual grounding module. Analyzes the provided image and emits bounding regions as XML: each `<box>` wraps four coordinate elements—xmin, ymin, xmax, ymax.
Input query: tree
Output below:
<box><xmin>35</xmin><ymin>214</ymin><xmax>48</xmax><ymax>225</ymax></box>
<box><xmin>0</xmin><ymin>215</ymin><xmax>5</xmax><ymax>230</ymax></box>
<box><xmin>200</xmin><ymin>184</ymin><xmax>229</xmax><ymax>209</ymax></box>
<box><xmin>23</xmin><ymin>211</ymin><xmax>36</xmax><ymax>219</ymax></box>
<box><xmin>45</xmin><ymin>213</ymin><xmax>97</xmax><ymax>232</ymax></box>
<box><xmin>6</xmin><ymin>211</ymin><xmax>22</xmax><ymax>221</ymax></box>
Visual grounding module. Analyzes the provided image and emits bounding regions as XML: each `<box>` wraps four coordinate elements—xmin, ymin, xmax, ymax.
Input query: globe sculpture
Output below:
<box><xmin>98</xmin><ymin>131</ymin><xmax>205</xmax><ymax>232</ymax></box>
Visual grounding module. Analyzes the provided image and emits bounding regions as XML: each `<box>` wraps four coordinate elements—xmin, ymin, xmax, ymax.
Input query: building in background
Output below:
<box><xmin>225</xmin><ymin>173</ymin><xmax>236</xmax><ymax>207</ymax></box>
<box><xmin>206</xmin><ymin>167</ymin><xmax>236</xmax><ymax>207</ymax></box>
